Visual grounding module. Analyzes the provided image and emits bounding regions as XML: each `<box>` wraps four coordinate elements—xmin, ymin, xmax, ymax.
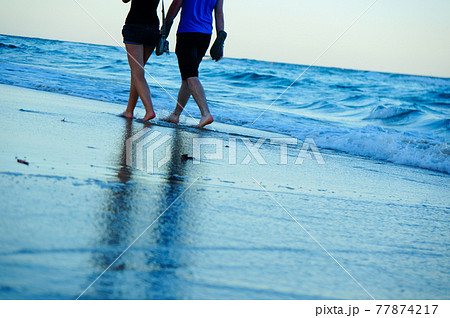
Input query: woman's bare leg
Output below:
<box><xmin>124</xmin><ymin>44</ymin><xmax>155</xmax><ymax>121</ymax></box>
<box><xmin>122</xmin><ymin>47</ymin><xmax>153</xmax><ymax>118</ymax></box>
<box><xmin>122</xmin><ymin>77</ymin><xmax>139</xmax><ymax>118</ymax></box>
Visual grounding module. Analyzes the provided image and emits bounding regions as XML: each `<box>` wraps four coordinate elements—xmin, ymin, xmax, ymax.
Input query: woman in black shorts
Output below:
<box><xmin>121</xmin><ymin>0</ymin><xmax>161</xmax><ymax>121</ymax></box>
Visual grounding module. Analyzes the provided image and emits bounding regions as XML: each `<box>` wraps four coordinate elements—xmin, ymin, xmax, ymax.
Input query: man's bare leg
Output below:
<box><xmin>186</xmin><ymin>77</ymin><xmax>214</xmax><ymax>128</ymax></box>
<box><xmin>124</xmin><ymin>44</ymin><xmax>155</xmax><ymax>121</ymax></box>
<box><xmin>164</xmin><ymin>80</ymin><xmax>191</xmax><ymax>124</ymax></box>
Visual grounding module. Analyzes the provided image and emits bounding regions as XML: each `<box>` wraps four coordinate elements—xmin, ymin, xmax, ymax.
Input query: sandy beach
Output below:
<box><xmin>0</xmin><ymin>83</ymin><xmax>448</xmax><ymax>299</ymax></box>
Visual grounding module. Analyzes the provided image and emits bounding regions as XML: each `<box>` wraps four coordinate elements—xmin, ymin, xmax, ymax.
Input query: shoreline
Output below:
<box><xmin>0</xmin><ymin>84</ymin><xmax>449</xmax><ymax>299</ymax></box>
<box><xmin>1</xmin><ymin>80</ymin><xmax>448</xmax><ymax>175</ymax></box>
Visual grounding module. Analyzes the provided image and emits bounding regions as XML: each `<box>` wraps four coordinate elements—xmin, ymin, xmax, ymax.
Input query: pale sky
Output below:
<box><xmin>1</xmin><ymin>0</ymin><xmax>449</xmax><ymax>77</ymax></box>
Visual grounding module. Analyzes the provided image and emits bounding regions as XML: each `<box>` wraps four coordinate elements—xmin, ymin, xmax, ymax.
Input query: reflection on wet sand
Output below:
<box><xmin>87</xmin><ymin>119</ymin><xmax>135</xmax><ymax>299</ymax></box>
<box><xmin>87</xmin><ymin>121</ymin><xmax>202</xmax><ymax>299</ymax></box>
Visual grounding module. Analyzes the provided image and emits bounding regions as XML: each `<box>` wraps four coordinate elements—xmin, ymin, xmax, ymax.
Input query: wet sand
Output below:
<box><xmin>0</xmin><ymin>84</ymin><xmax>448</xmax><ymax>299</ymax></box>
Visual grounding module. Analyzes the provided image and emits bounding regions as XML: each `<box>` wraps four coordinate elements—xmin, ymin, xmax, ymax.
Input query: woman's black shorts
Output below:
<box><xmin>122</xmin><ymin>24</ymin><xmax>160</xmax><ymax>48</ymax></box>
<box><xmin>176</xmin><ymin>33</ymin><xmax>211</xmax><ymax>80</ymax></box>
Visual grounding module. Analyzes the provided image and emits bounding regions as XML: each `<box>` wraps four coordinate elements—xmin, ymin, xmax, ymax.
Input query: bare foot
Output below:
<box><xmin>120</xmin><ymin>112</ymin><xmax>134</xmax><ymax>119</ymax></box>
<box><xmin>197</xmin><ymin>114</ymin><xmax>214</xmax><ymax>128</ymax></box>
<box><xmin>161</xmin><ymin>113</ymin><xmax>180</xmax><ymax>124</ymax></box>
<box><xmin>142</xmin><ymin>110</ymin><xmax>156</xmax><ymax>122</ymax></box>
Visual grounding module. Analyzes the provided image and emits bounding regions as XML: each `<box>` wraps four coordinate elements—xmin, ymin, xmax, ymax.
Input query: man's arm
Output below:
<box><xmin>210</xmin><ymin>0</ymin><xmax>226</xmax><ymax>61</ymax></box>
<box><xmin>214</xmin><ymin>0</ymin><xmax>225</xmax><ymax>33</ymax></box>
<box><xmin>166</xmin><ymin>0</ymin><xmax>183</xmax><ymax>26</ymax></box>
<box><xmin>162</xmin><ymin>0</ymin><xmax>183</xmax><ymax>38</ymax></box>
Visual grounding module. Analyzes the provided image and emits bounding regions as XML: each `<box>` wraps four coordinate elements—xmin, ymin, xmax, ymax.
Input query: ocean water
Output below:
<box><xmin>1</xmin><ymin>34</ymin><xmax>449</xmax><ymax>173</ymax></box>
<box><xmin>1</xmin><ymin>34</ymin><xmax>449</xmax><ymax>300</ymax></box>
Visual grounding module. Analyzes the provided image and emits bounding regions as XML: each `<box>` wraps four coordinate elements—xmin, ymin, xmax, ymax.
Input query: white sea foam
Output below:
<box><xmin>1</xmin><ymin>35</ymin><xmax>449</xmax><ymax>174</ymax></box>
<box><xmin>251</xmin><ymin>120</ymin><xmax>450</xmax><ymax>174</ymax></box>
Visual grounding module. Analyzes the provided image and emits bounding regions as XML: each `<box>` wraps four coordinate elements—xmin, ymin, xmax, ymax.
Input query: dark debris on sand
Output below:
<box><xmin>17</xmin><ymin>159</ymin><xmax>29</xmax><ymax>166</ymax></box>
<box><xmin>181</xmin><ymin>154</ymin><xmax>194</xmax><ymax>161</ymax></box>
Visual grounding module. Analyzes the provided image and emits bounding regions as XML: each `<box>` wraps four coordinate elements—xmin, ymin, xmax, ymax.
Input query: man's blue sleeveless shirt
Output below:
<box><xmin>177</xmin><ymin>0</ymin><xmax>218</xmax><ymax>34</ymax></box>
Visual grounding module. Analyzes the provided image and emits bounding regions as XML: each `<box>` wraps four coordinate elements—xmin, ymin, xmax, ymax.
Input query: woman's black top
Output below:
<box><xmin>125</xmin><ymin>0</ymin><xmax>160</xmax><ymax>26</ymax></box>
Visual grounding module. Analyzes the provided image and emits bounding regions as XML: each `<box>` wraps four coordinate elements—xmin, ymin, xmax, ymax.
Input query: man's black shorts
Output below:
<box><xmin>122</xmin><ymin>24</ymin><xmax>160</xmax><ymax>48</ymax></box>
<box><xmin>176</xmin><ymin>33</ymin><xmax>211</xmax><ymax>80</ymax></box>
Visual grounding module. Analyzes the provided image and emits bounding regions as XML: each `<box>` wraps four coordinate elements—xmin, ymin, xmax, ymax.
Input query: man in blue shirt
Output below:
<box><xmin>162</xmin><ymin>0</ymin><xmax>226</xmax><ymax>128</ymax></box>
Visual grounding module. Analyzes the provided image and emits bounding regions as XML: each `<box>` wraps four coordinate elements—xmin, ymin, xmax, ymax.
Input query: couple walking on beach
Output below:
<box><xmin>121</xmin><ymin>0</ymin><xmax>226</xmax><ymax>128</ymax></box>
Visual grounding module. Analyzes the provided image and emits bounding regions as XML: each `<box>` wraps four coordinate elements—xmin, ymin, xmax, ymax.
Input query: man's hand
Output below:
<box><xmin>160</xmin><ymin>20</ymin><xmax>173</xmax><ymax>39</ymax></box>
<box><xmin>156</xmin><ymin>38</ymin><xmax>170</xmax><ymax>56</ymax></box>
<box><xmin>210</xmin><ymin>30</ymin><xmax>227</xmax><ymax>62</ymax></box>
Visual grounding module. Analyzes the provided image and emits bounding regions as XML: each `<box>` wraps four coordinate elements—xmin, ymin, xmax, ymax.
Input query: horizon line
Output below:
<box><xmin>1</xmin><ymin>32</ymin><xmax>449</xmax><ymax>80</ymax></box>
